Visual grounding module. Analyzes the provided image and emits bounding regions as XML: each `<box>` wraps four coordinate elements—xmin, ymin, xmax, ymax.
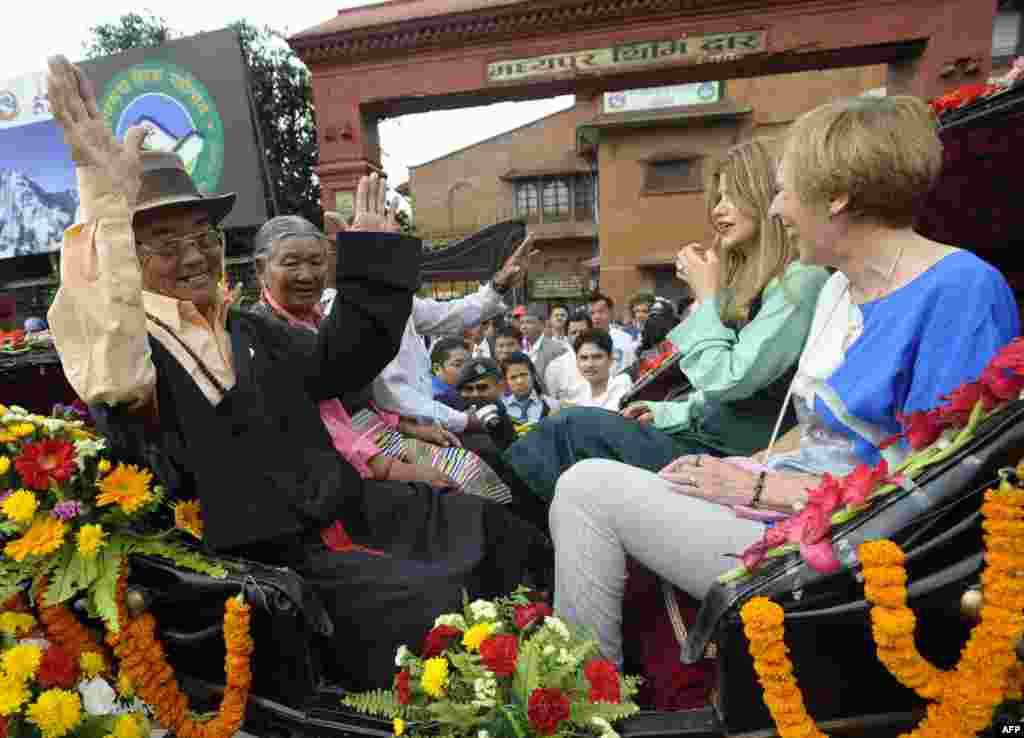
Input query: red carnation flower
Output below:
<box><xmin>841</xmin><ymin>460</ymin><xmax>889</xmax><ymax>508</ymax></box>
<box><xmin>422</xmin><ymin>624</ymin><xmax>462</xmax><ymax>659</ymax></box>
<box><xmin>480</xmin><ymin>634</ymin><xmax>519</xmax><ymax>677</ymax></box>
<box><xmin>37</xmin><ymin>645</ymin><xmax>79</xmax><ymax>689</ymax></box>
<box><xmin>395</xmin><ymin>668</ymin><xmax>411</xmax><ymax>705</ymax></box>
<box><xmin>981</xmin><ymin>365</ymin><xmax>1024</xmax><ymax>402</ymax></box>
<box><xmin>513</xmin><ymin>603</ymin><xmax>553</xmax><ymax>631</ymax></box>
<box><xmin>527</xmin><ymin>688</ymin><xmax>571</xmax><ymax>735</ymax></box>
<box><xmin>14</xmin><ymin>439</ymin><xmax>78</xmax><ymax>491</ymax></box>
<box><xmin>584</xmin><ymin>660</ymin><xmax>621</xmax><ymax>704</ymax></box>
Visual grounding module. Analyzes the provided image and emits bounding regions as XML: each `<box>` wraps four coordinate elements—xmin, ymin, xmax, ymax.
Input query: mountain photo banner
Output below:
<box><xmin>0</xmin><ymin>28</ymin><xmax>270</xmax><ymax>261</ymax></box>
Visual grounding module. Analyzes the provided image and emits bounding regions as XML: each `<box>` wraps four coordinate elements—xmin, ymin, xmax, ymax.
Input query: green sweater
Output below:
<box><xmin>648</xmin><ymin>261</ymin><xmax>829</xmax><ymax>454</ymax></box>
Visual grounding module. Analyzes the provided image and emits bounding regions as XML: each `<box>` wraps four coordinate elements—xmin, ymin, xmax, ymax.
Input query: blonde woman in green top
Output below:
<box><xmin>503</xmin><ymin>138</ymin><xmax>829</xmax><ymax>503</ymax></box>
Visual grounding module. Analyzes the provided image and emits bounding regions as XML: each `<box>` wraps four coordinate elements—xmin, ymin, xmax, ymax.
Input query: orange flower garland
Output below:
<box><xmin>34</xmin><ymin>578</ymin><xmax>110</xmax><ymax>675</ymax></box>
<box><xmin>740</xmin><ymin>465</ymin><xmax>1024</xmax><ymax>738</ymax></box>
<box><xmin>105</xmin><ymin>563</ymin><xmax>253</xmax><ymax>738</ymax></box>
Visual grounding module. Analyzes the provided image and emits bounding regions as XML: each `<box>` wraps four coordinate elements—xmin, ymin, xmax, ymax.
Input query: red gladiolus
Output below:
<box><xmin>513</xmin><ymin>603</ymin><xmax>553</xmax><ymax>631</ymax></box>
<box><xmin>800</xmin><ymin>539</ymin><xmax>841</xmax><ymax>574</ymax></box>
<box><xmin>841</xmin><ymin>460</ymin><xmax>889</xmax><ymax>508</ymax></box>
<box><xmin>37</xmin><ymin>645</ymin><xmax>79</xmax><ymax>689</ymax></box>
<box><xmin>527</xmin><ymin>688</ymin><xmax>571</xmax><ymax>735</ymax></box>
<box><xmin>480</xmin><ymin>634</ymin><xmax>519</xmax><ymax>677</ymax></box>
<box><xmin>980</xmin><ymin>365</ymin><xmax>1024</xmax><ymax>401</ymax></box>
<box><xmin>422</xmin><ymin>625</ymin><xmax>462</xmax><ymax>659</ymax></box>
<box><xmin>897</xmin><ymin>409</ymin><xmax>947</xmax><ymax>450</ymax></box>
<box><xmin>991</xmin><ymin>338</ymin><xmax>1024</xmax><ymax>374</ymax></box>
<box><xmin>14</xmin><ymin>439</ymin><xmax>78</xmax><ymax>491</ymax></box>
<box><xmin>395</xmin><ymin>669</ymin><xmax>411</xmax><ymax>705</ymax></box>
<box><xmin>807</xmin><ymin>473</ymin><xmax>843</xmax><ymax>513</ymax></box>
<box><xmin>739</xmin><ymin>539</ymin><xmax>773</xmax><ymax>571</ymax></box>
<box><xmin>788</xmin><ymin>503</ymin><xmax>831</xmax><ymax>546</ymax></box>
<box><xmin>937</xmin><ymin>382</ymin><xmax>997</xmax><ymax>427</ymax></box>
<box><xmin>584</xmin><ymin>660</ymin><xmax>622</xmax><ymax>704</ymax></box>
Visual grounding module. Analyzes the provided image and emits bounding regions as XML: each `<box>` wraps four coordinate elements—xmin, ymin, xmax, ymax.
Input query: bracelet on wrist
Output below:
<box><xmin>750</xmin><ymin>471</ymin><xmax>767</xmax><ymax>509</ymax></box>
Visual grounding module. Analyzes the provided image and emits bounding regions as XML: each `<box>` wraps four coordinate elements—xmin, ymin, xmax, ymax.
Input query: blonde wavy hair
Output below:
<box><xmin>705</xmin><ymin>138</ymin><xmax>796</xmax><ymax>325</ymax></box>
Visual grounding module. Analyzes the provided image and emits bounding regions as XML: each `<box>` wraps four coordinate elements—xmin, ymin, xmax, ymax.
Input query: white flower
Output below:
<box><xmin>474</xmin><ymin>675</ymin><xmax>498</xmax><ymax>701</ymax></box>
<box><xmin>556</xmin><ymin>648</ymin><xmax>576</xmax><ymax>666</ymax></box>
<box><xmin>17</xmin><ymin>638</ymin><xmax>50</xmax><ymax>650</ymax></box>
<box><xmin>542</xmin><ymin>645</ymin><xmax>557</xmax><ymax>656</ymax></box>
<box><xmin>42</xmin><ymin>418</ymin><xmax>67</xmax><ymax>433</ymax></box>
<box><xmin>591</xmin><ymin>717</ymin><xmax>620</xmax><ymax>738</ymax></box>
<box><xmin>478</xmin><ymin>730</ymin><xmax>491</xmax><ymax>738</ymax></box>
<box><xmin>395</xmin><ymin>645</ymin><xmax>412</xmax><ymax>667</ymax></box>
<box><xmin>469</xmin><ymin>599</ymin><xmax>498</xmax><ymax>621</ymax></box>
<box><xmin>472</xmin><ymin>699</ymin><xmax>496</xmax><ymax>709</ymax></box>
<box><xmin>434</xmin><ymin>613</ymin><xmax>468</xmax><ymax>630</ymax></box>
<box><xmin>79</xmin><ymin>676</ymin><xmax>118</xmax><ymax>716</ymax></box>
<box><xmin>73</xmin><ymin>438</ymin><xmax>107</xmax><ymax>467</ymax></box>
<box><xmin>544</xmin><ymin>616</ymin><xmax>571</xmax><ymax>640</ymax></box>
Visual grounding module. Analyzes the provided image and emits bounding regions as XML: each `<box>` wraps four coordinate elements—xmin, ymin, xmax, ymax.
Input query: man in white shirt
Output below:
<box><xmin>588</xmin><ymin>292</ymin><xmax>637</xmax><ymax>375</ymax></box>
<box><xmin>371</xmin><ymin>236</ymin><xmax>535</xmax><ymax>434</ymax></box>
<box><xmin>519</xmin><ymin>308</ymin><xmax>568</xmax><ymax>381</ymax></box>
<box><xmin>544</xmin><ymin>310</ymin><xmax>591</xmax><ymax>403</ymax></box>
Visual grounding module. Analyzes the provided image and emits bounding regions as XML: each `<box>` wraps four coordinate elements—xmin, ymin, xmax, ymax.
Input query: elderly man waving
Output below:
<box><xmin>44</xmin><ymin>56</ymin><xmax>551</xmax><ymax>689</ymax></box>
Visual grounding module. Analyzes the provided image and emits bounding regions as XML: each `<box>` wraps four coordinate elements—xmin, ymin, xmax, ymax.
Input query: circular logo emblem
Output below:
<box><xmin>0</xmin><ymin>91</ymin><xmax>19</xmax><ymax>121</ymax></box>
<box><xmin>99</xmin><ymin>62</ymin><xmax>225</xmax><ymax>193</ymax></box>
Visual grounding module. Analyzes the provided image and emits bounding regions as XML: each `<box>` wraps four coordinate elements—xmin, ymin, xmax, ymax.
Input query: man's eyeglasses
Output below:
<box><xmin>462</xmin><ymin>382</ymin><xmax>496</xmax><ymax>393</ymax></box>
<box><xmin>137</xmin><ymin>229</ymin><xmax>224</xmax><ymax>259</ymax></box>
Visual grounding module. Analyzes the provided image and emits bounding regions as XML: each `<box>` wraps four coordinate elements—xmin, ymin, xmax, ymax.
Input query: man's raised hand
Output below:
<box><xmin>493</xmin><ymin>234</ymin><xmax>540</xmax><ymax>292</ymax></box>
<box><xmin>46</xmin><ymin>56</ymin><xmax>146</xmax><ymax>206</ymax></box>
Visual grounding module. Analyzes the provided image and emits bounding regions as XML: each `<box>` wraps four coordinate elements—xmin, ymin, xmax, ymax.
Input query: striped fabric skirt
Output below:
<box><xmin>350</xmin><ymin>410</ymin><xmax>513</xmax><ymax>505</ymax></box>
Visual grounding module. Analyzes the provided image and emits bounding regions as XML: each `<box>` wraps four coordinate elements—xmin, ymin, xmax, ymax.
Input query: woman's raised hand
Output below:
<box><xmin>350</xmin><ymin>173</ymin><xmax>401</xmax><ymax>233</ymax></box>
<box><xmin>678</xmin><ymin>242</ymin><xmax>721</xmax><ymax>301</ymax></box>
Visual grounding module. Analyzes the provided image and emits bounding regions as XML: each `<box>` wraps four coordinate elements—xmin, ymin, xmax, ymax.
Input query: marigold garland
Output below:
<box><xmin>105</xmin><ymin>562</ymin><xmax>253</xmax><ymax>738</ymax></box>
<box><xmin>741</xmin><ymin>470</ymin><xmax>1024</xmax><ymax>738</ymax></box>
<box><xmin>35</xmin><ymin>578</ymin><xmax>110</xmax><ymax>676</ymax></box>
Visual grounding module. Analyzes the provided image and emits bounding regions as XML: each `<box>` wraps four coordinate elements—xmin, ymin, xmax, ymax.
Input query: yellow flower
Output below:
<box><xmin>117</xmin><ymin>671</ymin><xmax>136</xmax><ymax>699</ymax></box>
<box><xmin>0</xmin><ymin>405</ymin><xmax>7</xmax><ymax>416</ymax></box>
<box><xmin>174</xmin><ymin>499</ymin><xmax>204</xmax><ymax>540</ymax></box>
<box><xmin>0</xmin><ymin>611</ymin><xmax>36</xmax><ymax>637</ymax></box>
<box><xmin>4</xmin><ymin>517</ymin><xmax>67</xmax><ymax>562</ymax></box>
<box><xmin>79</xmin><ymin>651</ymin><xmax>106</xmax><ymax>679</ymax></box>
<box><xmin>0</xmin><ymin>672</ymin><xmax>28</xmax><ymax>715</ymax></box>
<box><xmin>25</xmin><ymin>688</ymin><xmax>82</xmax><ymax>738</ymax></box>
<box><xmin>9</xmin><ymin>423</ymin><xmax>35</xmax><ymax>439</ymax></box>
<box><xmin>95</xmin><ymin>464</ymin><xmax>153</xmax><ymax>514</ymax></box>
<box><xmin>111</xmin><ymin>713</ymin><xmax>143</xmax><ymax>738</ymax></box>
<box><xmin>462</xmin><ymin>622</ymin><xmax>494</xmax><ymax>652</ymax></box>
<box><xmin>97</xmin><ymin>459</ymin><xmax>111</xmax><ymax>474</ymax></box>
<box><xmin>0</xmin><ymin>456</ymin><xmax>9</xmax><ymax>475</ymax></box>
<box><xmin>0</xmin><ymin>433</ymin><xmax>13</xmax><ymax>444</ymax></box>
<box><xmin>2</xmin><ymin>489</ymin><xmax>38</xmax><ymax>523</ymax></box>
<box><xmin>76</xmin><ymin>524</ymin><xmax>107</xmax><ymax>558</ymax></box>
<box><xmin>420</xmin><ymin>657</ymin><xmax>449</xmax><ymax>698</ymax></box>
<box><xmin>393</xmin><ymin>718</ymin><xmax>406</xmax><ymax>736</ymax></box>
<box><xmin>2</xmin><ymin>642</ymin><xmax>42</xmax><ymax>682</ymax></box>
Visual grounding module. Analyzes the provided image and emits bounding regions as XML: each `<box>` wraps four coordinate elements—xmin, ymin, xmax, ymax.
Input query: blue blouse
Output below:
<box><xmin>815</xmin><ymin>251</ymin><xmax>1019</xmax><ymax>467</ymax></box>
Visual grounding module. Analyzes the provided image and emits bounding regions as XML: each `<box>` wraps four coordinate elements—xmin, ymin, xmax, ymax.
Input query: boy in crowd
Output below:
<box><xmin>494</xmin><ymin>325</ymin><xmax>524</xmax><ymax>366</ymax></box>
<box><xmin>501</xmin><ymin>351</ymin><xmax>560</xmax><ymax>436</ymax></box>
<box><xmin>588</xmin><ymin>292</ymin><xmax>637</xmax><ymax>375</ymax></box>
<box><xmin>543</xmin><ymin>310</ymin><xmax>592</xmax><ymax>402</ymax></box>
<box><xmin>431</xmin><ymin>337</ymin><xmax>471</xmax><ymax>411</ymax></box>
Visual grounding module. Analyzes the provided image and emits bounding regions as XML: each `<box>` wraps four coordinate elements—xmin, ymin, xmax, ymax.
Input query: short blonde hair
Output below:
<box><xmin>705</xmin><ymin>138</ymin><xmax>796</xmax><ymax>325</ymax></box>
<box><xmin>782</xmin><ymin>96</ymin><xmax>943</xmax><ymax>228</ymax></box>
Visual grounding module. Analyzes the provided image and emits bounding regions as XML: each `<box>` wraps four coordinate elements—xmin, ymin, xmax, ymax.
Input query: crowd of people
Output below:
<box><xmin>42</xmin><ymin>52</ymin><xmax>1021</xmax><ymax>696</ymax></box>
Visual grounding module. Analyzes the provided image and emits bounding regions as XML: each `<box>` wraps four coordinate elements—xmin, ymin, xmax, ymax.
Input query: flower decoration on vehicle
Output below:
<box><xmin>929</xmin><ymin>57</ymin><xmax>1024</xmax><ymax>120</ymax></box>
<box><xmin>343</xmin><ymin>588</ymin><xmax>642</xmax><ymax>738</ymax></box>
<box><xmin>722</xmin><ymin>336</ymin><xmax>1024</xmax><ymax>581</ymax></box>
<box><xmin>636</xmin><ymin>341</ymin><xmax>677</xmax><ymax>379</ymax></box>
<box><xmin>740</xmin><ymin>459</ymin><xmax>1024</xmax><ymax>738</ymax></box>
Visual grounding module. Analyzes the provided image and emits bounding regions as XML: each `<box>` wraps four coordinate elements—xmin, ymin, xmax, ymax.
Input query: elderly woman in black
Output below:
<box><xmin>44</xmin><ymin>56</ymin><xmax>550</xmax><ymax>689</ymax></box>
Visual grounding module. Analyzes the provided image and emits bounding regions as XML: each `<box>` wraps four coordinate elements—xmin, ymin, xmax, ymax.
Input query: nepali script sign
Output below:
<box><xmin>487</xmin><ymin>31</ymin><xmax>766</xmax><ymax>83</ymax></box>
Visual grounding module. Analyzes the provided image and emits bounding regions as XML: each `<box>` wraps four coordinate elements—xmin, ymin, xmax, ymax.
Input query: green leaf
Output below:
<box><xmin>428</xmin><ymin>700</ymin><xmax>481</xmax><ymax>731</ymax></box>
<box><xmin>570</xmin><ymin>700</ymin><xmax>640</xmax><ymax>726</ymax></box>
<box><xmin>512</xmin><ymin>641</ymin><xmax>541</xmax><ymax>705</ymax></box>
<box><xmin>90</xmin><ymin>541</ymin><xmax>124</xmax><ymax>632</ymax></box>
<box><xmin>127</xmin><ymin>539</ymin><xmax>227</xmax><ymax>578</ymax></box>
<box><xmin>341</xmin><ymin>688</ymin><xmax>406</xmax><ymax>719</ymax></box>
<box><xmin>41</xmin><ymin>545</ymin><xmax>74</xmax><ymax>607</ymax></box>
<box><xmin>545</xmin><ymin>642</ymin><xmax>596</xmax><ymax>686</ymax></box>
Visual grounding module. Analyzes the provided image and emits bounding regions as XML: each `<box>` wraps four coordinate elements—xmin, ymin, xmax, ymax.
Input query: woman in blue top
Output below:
<box><xmin>550</xmin><ymin>95</ymin><xmax>1020</xmax><ymax>668</ymax></box>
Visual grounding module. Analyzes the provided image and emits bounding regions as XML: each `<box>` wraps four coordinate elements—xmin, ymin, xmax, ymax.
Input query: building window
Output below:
<box><xmin>644</xmin><ymin>157</ymin><xmax>703</xmax><ymax>194</ymax></box>
<box><xmin>574</xmin><ymin>174</ymin><xmax>595</xmax><ymax>221</ymax></box>
<box><xmin>542</xmin><ymin>179</ymin><xmax>571</xmax><ymax>221</ymax></box>
<box><xmin>515</xmin><ymin>182</ymin><xmax>540</xmax><ymax>223</ymax></box>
